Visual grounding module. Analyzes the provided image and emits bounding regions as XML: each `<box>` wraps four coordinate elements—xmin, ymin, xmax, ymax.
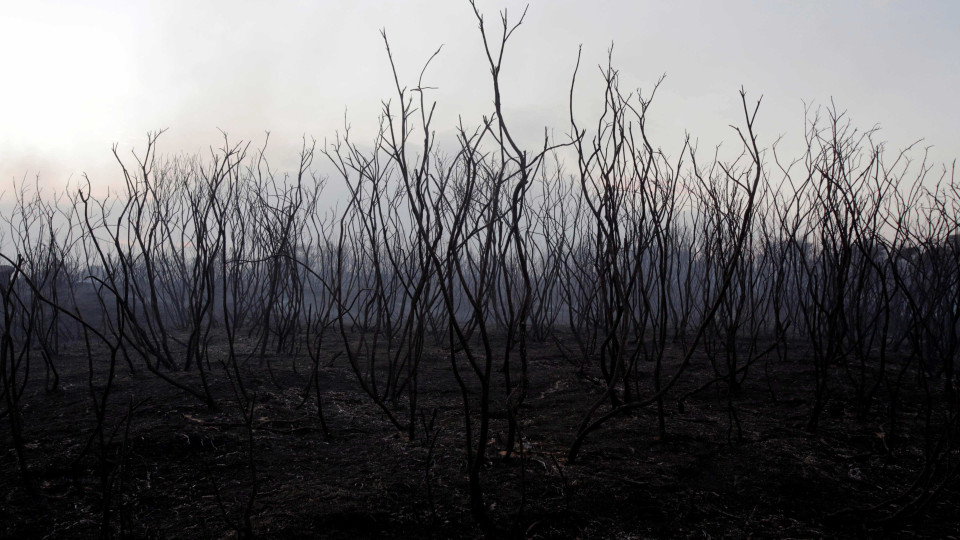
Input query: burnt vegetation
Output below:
<box><xmin>2</xmin><ymin>5</ymin><xmax>959</xmax><ymax>539</ymax></box>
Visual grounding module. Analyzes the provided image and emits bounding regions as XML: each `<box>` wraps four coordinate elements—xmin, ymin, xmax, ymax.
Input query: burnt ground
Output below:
<box><xmin>2</xmin><ymin>333</ymin><xmax>959</xmax><ymax>539</ymax></box>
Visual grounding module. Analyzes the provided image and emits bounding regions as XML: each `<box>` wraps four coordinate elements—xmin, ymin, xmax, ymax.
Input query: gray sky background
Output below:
<box><xmin>2</xmin><ymin>0</ymin><xmax>958</xmax><ymax>197</ymax></box>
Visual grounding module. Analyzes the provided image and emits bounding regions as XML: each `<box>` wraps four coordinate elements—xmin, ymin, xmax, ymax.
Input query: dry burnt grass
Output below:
<box><xmin>2</xmin><ymin>333</ymin><xmax>959</xmax><ymax>539</ymax></box>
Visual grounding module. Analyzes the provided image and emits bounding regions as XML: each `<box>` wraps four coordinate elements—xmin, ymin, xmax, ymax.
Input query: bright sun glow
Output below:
<box><xmin>1</xmin><ymin>7</ymin><xmax>135</xmax><ymax>145</ymax></box>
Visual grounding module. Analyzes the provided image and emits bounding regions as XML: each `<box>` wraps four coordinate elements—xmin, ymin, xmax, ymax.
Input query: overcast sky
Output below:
<box><xmin>1</xmin><ymin>0</ymin><xmax>958</xmax><ymax>196</ymax></box>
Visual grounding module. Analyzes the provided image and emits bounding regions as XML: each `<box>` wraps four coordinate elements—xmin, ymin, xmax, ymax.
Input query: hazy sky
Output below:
<box><xmin>1</xmin><ymin>0</ymin><xmax>958</xmax><ymax>195</ymax></box>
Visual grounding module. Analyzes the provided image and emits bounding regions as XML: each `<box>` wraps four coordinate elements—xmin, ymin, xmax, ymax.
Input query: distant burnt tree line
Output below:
<box><xmin>2</xmin><ymin>4</ymin><xmax>959</xmax><ymax>536</ymax></box>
